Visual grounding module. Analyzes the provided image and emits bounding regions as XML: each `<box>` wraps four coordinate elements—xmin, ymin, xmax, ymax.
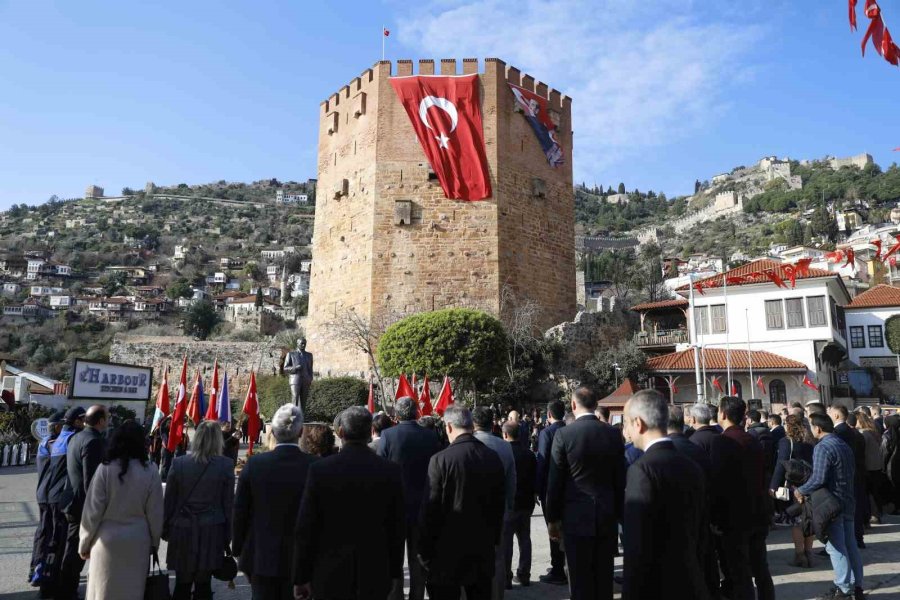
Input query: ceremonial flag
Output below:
<box><xmin>803</xmin><ymin>374</ymin><xmax>819</xmax><ymax>393</ymax></box>
<box><xmin>383</xmin><ymin>27</ymin><xmax>390</xmax><ymax>36</ymax></box>
<box><xmin>711</xmin><ymin>375</ymin><xmax>724</xmax><ymax>394</ymax></box>
<box><xmin>217</xmin><ymin>371</ymin><xmax>232</xmax><ymax>424</ymax></box>
<box><xmin>395</xmin><ymin>373</ymin><xmax>416</xmax><ymax>400</ymax></box>
<box><xmin>166</xmin><ymin>356</ymin><xmax>189</xmax><ymax>453</ymax></box>
<box><xmin>367</xmin><ymin>377</ymin><xmax>375</xmax><ymax>414</ymax></box>
<box><xmin>756</xmin><ymin>376</ymin><xmax>767</xmax><ymax>395</ymax></box>
<box><xmin>411</xmin><ymin>372</ymin><xmax>418</xmax><ymax>395</ymax></box>
<box><xmin>434</xmin><ymin>376</ymin><xmax>454</xmax><ymax>416</ymax></box>
<box><xmin>205</xmin><ymin>360</ymin><xmax>220</xmax><ymax>421</ymax></box>
<box><xmin>150</xmin><ymin>365</ymin><xmax>170</xmax><ymax>432</ymax></box>
<box><xmin>419</xmin><ymin>375</ymin><xmax>433</xmax><ymax>416</ymax></box>
<box><xmin>508</xmin><ymin>83</ymin><xmax>564</xmax><ymax>167</ymax></box>
<box><xmin>389</xmin><ymin>74</ymin><xmax>492</xmax><ymax>201</ymax></box>
<box><xmin>242</xmin><ymin>371</ymin><xmax>261</xmax><ymax>455</ymax></box>
<box><xmin>187</xmin><ymin>371</ymin><xmax>204</xmax><ymax>426</ymax></box>
<box><xmin>730</xmin><ymin>381</ymin><xmax>738</xmax><ymax>396</ymax></box>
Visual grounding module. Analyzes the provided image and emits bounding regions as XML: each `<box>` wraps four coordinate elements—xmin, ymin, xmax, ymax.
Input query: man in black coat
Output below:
<box><xmin>58</xmin><ymin>405</ymin><xmax>107</xmax><ymax>600</ymax></box>
<box><xmin>29</xmin><ymin>410</ymin><xmax>63</xmax><ymax>587</ymax></box>
<box><xmin>623</xmin><ymin>391</ymin><xmax>710</xmax><ymax>600</ymax></box>
<box><xmin>378</xmin><ymin>396</ymin><xmax>443</xmax><ymax>600</ymax></box>
<box><xmin>418</xmin><ymin>405</ymin><xmax>506</xmax><ymax>600</ymax></box>
<box><xmin>294</xmin><ymin>406</ymin><xmax>404</xmax><ymax>600</ymax></box>
<box><xmin>768</xmin><ymin>414</ymin><xmax>786</xmax><ymax>445</ymax></box>
<box><xmin>234</xmin><ymin>405</ymin><xmax>316</xmax><ymax>600</ymax></box>
<box><xmin>546</xmin><ymin>387</ymin><xmax>625</xmax><ymax>600</ymax></box>
<box><xmin>535</xmin><ymin>400</ymin><xmax>566</xmax><ymax>585</ymax></box>
<box><xmin>502</xmin><ymin>421</ymin><xmax>537</xmax><ymax>588</ymax></box>
<box><xmin>831</xmin><ymin>404</ymin><xmax>868</xmax><ymax>548</ymax></box>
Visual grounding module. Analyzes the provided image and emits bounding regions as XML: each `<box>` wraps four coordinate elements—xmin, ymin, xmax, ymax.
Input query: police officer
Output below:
<box><xmin>29</xmin><ymin>410</ymin><xmax>64</xmax><ymax>587</ymax></box>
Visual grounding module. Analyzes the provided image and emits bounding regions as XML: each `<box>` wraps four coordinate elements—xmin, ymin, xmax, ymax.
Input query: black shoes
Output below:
<box><xmin>513</xmin><ymin>574</ymin><xmax>530</xmax><ymax>587</ymax></box>
<box><xmin>538</xmin><ymin>571</ymin><xmax>568</xmax><ymax>585</ymax></box>
<box><xmin>854</xmin><ymin>587</ymin><xmax>865</xmax><ymax>600</ymax></box>
<box><xmin>815</xmin><ymin>585</ymin><xmax>852</xmax><ymax>599</ymax></box>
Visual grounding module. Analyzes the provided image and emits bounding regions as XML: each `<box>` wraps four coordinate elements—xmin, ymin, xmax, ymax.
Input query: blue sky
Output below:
<box><xmin>2</xmin><ymin>0</ymin><xmax>899</xmax><ymax>210</ymax></box>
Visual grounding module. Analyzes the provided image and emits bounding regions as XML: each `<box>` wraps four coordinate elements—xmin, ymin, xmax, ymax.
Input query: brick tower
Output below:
<box><xmin>307</xmin><ymin>58</ymin><xmax>575</xmax><ymax>376</ymax></box>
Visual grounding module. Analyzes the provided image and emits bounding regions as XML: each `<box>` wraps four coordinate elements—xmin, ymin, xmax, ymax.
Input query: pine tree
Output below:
<box><xmin>617</xmin><ymin>182</ymin><xmax>626</xmax><ymax>194</ymax></box>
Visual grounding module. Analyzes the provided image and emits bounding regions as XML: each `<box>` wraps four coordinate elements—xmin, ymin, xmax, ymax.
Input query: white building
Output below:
<box><xmin>275</xmin><ymin>190</ymin><xmax>309</xmax><ymax>204</ymax></box>
<box><xmin>843</xmin><ymin>284</ymin><xmax>900</xmax><ymax>401</ymax></box>
<box><xmin>31</xmin><ymin>286</ymin><xmax>66</xmax><ymax>296</ymax></box>
<box><xmin>49</xmin><ymin>295</ymin><xmax>73</xmax><ymax>309</ymax></box>
<box><xmin>26</xmin><ymin>259</ymin><xmax>46</xmax><ymax>280</ymax></box>
<box><xmin>2</xmin><ymin>283</ymin><xmax>21</xmax><ymax>296</ymax></box>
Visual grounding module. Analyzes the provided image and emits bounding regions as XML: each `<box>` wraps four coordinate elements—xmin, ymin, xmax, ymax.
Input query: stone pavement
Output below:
<box><xmin>2</xmin><ymin>463</ymin><xmax>900</xmax><ymax>599</ymax></box>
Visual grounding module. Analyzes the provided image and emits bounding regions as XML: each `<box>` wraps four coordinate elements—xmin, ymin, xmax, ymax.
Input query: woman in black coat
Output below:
<box><xmin>770</xmin><ymin>414</ymin><xmax>814</xmax><ymax>568</ymax></box>
<box><xmin>882</xmin><ymin>414</ymin><xmax>900</xmax><ymax>513</ymax></box>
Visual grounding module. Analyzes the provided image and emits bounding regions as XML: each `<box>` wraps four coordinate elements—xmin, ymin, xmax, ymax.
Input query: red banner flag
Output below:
<box><xmin>166</xmin><ymin>357</ymin><xmax>189</xmax><ymax>452</ymax></box>
<box><xmin>508</xmin><ymin>83</ymin><xmax>564</xmax><ymax>167</ymax></box>
<box><xmin>419</xmin><ymin>375</ymin><xmax>434</xmax><ymax>416</ymax></box>
<box><xmin>389</xmin><ymin>74</ymin><xmax>492</xmax><ymax>201</ymax></box>
<box><xmin>204</xmin><ymin>360</ymin><xmax>219</xmax><ymax>421</ymax></box>
<box><xmin>187</xmin><ymin>370</ymin><xmax>203</xmax><ymax>426</ymax></box>
<box><xmin>151</xmin><ymin>365</ymin><xmax>170</xmax><ymax>432</ymax></box>
<box><xmin>802</xmin><ymin>374</ymin><xmax>819</xmax><ymax>393</ymax></box>
<box><xmin>756</xmin><ymin>376</ymin><xmax>767</xmax><ymax>395</ymax></box>
<box><xmin>242</xmin><ymin>371</ymin><xmax>261</xmax><ymax>455</ymax></box>
<box><xmin>395</xmin><ymin>373</ymin><xmax>416</xmax><ymax>400</ymax></box>
<box><xmin>872</xmin><ymin>239</ymin><xmax>883</xmax><ymax>260</ymax></box>
<box><xmin>367</xmin><ymin>378</ymin><xmax>375</xmax><ymax>414</ymax></box>
<box><xmin>434</xmin><ymin>376</ymin><xmax>454</xmax><ymax>416</ymax></box>
<box><xmin>711</xmin><ymin>376</ymin><xmax>724</xmax><ymax>393</ymax></box>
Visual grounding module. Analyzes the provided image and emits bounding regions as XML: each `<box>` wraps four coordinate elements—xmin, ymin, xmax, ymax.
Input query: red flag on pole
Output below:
<box><xmin>711</xmin><ymin>376</ymin><xmax>724</xmax><ymax>393</ymax></box>
<box><xmin>187</xmin><ymin>370</ymin><xmax>203</xmax><ymax>426</ymax></box>
<box><xmin>395</xmin><ymin>373</ymin><xmax>416</xmax><ymax>400</ymax></box>
<box><xmin>383</xmin><ymin>27</ymin><xmax>390</xmax><ymax>36</ymax></box>
<box><xmin>730</xmin><ymin>381</ymin><xmax>738</xmax><ymax>396</ymax></box>
<box><xmin>367</xmin><ymin>377</ymin><xmax>375</xmax><ymax>414</ymax></box>
<box><xmin>434</xmin><ymin>376</ymin><xmax>454</xmax><ymax>415</ymax></box>
<box><xmin>166</xmin><ymin>357</ymin><xmax>189</xmax><ymax>452</ymax></box>
<box><xmin>242</xmin><ymin>371</ymin><xmax>261</xmax><ymax>455</ymax></box>
<box><xmin>802</xmin><ymin>374</ymin><xmax>819</xmax><ymax>393</ymax></box>
<box><xmin>411</xmin><ymin>372</ymin><xmax>418</xmax><ymax>395</ymax></box>
<box><xmin>151</xmin><ymin>365</ymin><xmax>170</xmax><ymax>432</ymax></box>
<box><xmin>756</xmin><ymin>376</ymin><xmax>767</xmax><ymax>395</ymax></box>
<box><xmin>205</xmin><ymin>360</ymin><xmax>219</xmax><ymax>421</ymax></box>
<box><xmin>389</xmin><ymin>74</ymin><xmax>492</xmax><ymax>201</ymax></box>
<box><xmin>419</xmin><ymin>375</ymin><xmax>434</xmax><ymax>416</ymax></box>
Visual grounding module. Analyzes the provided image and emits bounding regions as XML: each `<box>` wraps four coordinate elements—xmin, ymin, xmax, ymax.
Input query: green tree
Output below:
<box><xmin>166</xmin><ymin>279</ymin><xmax>193</xmax><ymax>300</ymax></box>
<box><xmin>885</xmin><ymin>315</ymin><xmax>900</xmax><ymax>356</ymax></box>
<box><xmin>255</xmin><ymin>292</ymin><xmax>263</xmax><ymax>308</ymax></box>
<box><xmin>810</xmin><ymin>205</ymin><xmax>838</xmax><ymax>242</ymax></box>
<box><xmin>306</xmin><ymin>377</ymin><xmax>369</xmax><ymax>422</ymax></box>
<box><xmin>293</xmin><ymin>294</ymin><xmax>308</xmax><ymax>317</ymax></box>
<box><xmin>617</xmin><ymin>182</ymin><xmax>626</xmax><ymax>194</ymax></box>
<box><xmin>183</xmin><ymin>299</ymin><xmax>220</xmax><ymax>340</ymax></box>
<box><xmin>377</xmin><ymin>308</ymin><xmax>508</xmax><ymax>390</ymax></box>
<box><xmin>785</xmin><ymin>219</ymin><xmax>805</xmax><ymax>246</ymax></box>
<box><xmin>585</xmin><ymin>342</ymin><xmax>647</xmax><ymax>396</ymax></box>
<box><xmin>102</xmin><ymin>271</ymin><xmax>127</xmax><ymax>296</ymax></box>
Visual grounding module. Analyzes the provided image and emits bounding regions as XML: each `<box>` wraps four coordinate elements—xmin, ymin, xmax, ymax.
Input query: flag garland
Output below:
<box><xmin>851</xmin><ymin>0</ymin><xmax>900</xmax><ymax>66</ymax></box>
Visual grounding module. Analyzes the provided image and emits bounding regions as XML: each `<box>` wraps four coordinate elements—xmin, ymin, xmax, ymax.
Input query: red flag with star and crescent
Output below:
<box><xmin>389</xmin><ymin>74</ymin><xmax>492</xmax><ymax>201</ymax></box>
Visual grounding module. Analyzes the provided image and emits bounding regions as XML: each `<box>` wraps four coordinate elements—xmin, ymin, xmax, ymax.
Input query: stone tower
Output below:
<box><xmin>307</xmin><ymin>58</ymin><xmax>575</xmax><ymax>376</ymax></box>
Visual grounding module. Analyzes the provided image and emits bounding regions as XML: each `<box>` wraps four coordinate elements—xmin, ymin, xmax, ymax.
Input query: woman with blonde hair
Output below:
<box><xmin>163</xmin><ymin>420</ymin><xmax>235</xmax><ymax>600</ymax></box>
<box><xmin>856</xmin><ymin>411</ymin><xmax>886</xmax><ymax>523</ymax></box>
<box><xmin>770</xmin><ymin>414</ymin><xmax>815</xmax><ymax>567</ymax></box>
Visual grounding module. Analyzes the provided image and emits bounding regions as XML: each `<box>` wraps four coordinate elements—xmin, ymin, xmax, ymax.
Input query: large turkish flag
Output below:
<box><xmin>389</xmin><ymin>74</ymin><xmax>492</xmax><ymax>201</ymax></box>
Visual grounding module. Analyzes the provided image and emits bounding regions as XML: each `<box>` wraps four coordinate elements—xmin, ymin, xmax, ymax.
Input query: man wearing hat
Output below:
<box><xmin>40</xmin><ymin>407</ymin><xmax>84</xmax><ymax>597</ymax></box>
<box><xmin>28</xmin><ymin>410</ymin><xmax>64</xmax><ymax>587</ymax></box>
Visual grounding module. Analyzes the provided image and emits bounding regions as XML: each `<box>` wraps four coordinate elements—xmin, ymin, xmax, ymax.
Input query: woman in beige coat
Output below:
<box><xmin>79</xmin><ymin>420</ymin><xmax>164</xmax><ymax>600</ymax></box>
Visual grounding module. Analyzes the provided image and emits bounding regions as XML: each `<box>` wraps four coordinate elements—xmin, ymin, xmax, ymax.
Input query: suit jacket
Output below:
<box><xmin>64</xmin><ymin>426</ymin><xmax>106</xmax><ymax>518</ymax></box>
<box><xmin>283</xmin><ymin>350</ymin><xmax>313</xmax><ymax>385</ymax></box>
<box><xmin>545</xmin><ymin>414</ymin><xmax>625</xmax><ymax>537</ymax></box>
<box><xmin>536</xmin><ymin>420</ymin><xmax>564</xmax><ymax>502</ymax></box>
<box><xmin>835</xmin><ymin>422</ymin><xmax>866</xmax><ymax>486</ymax></box>
<box><xmin>722</xmin><ymin>425</ymin><xmax>772</xmax><ymax>526</ymax></box>
<box><xmin>377</xmin><ymin>420</ymin><xmax>443</xmax><ymax>525</ymax></box>
<box><xmin>624</xmin><ymin>441</ymin><xmax>710</xmax><ymax>600</ymax></box>
<box><xmin>509</xmin><ymin>440</ymin><xmax>537</xmax><ymax>514</ymax></box>
<box><xmin>474</xmin><ymin>430</ymin><xmax>516</xmax><ymax>512</ymax></box>
<box><xmin>294</xmin><ymin>444</ymin><xmax>404</xmax><ymax>599</ymax></box>
<box><xmin>419</xmin><ymin>433</ymin><xmax>506</xmax><ymax>586</ymax></box>
<box><xmin>770</xmin><ymin>425</ymin><xmax>786</xmax><ymax>445</ymax></box>
<box><xmin>690</xmin><ymin>425</ymin><xmax>749</xmax><ymax>532</ymax></box>
<box><xmin>669</xmin><ymin>432</ymin><xmax>712</xmax><ymax>484</ymax></box>
<box><xmin>233</xmin><ymin>445</ymin><xmax>317</xmax><ymax>578</ymax></box>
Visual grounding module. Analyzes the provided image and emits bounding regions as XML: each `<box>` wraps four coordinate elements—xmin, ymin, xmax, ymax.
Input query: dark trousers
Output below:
<box><xmin>160</xmin><ymin>447</ymin><xmax>175</xmax><ymax>482</ymax></box>
<box><xmin>542</xmin><ymin>510</ymin><xmax>565</xmax><ymax>574</ymax></box>
<box><xmin>854</xmin><ymin>479</ymin><xmax>867</xmax><ymax>545</ymax></box>
<box><xmin>56</xmin><ymin>516</ymin><xmax>85</xmax><ymax>600</ymax></box>
<box><xmin>748</xmin><ymin>525</ymin><xmax>775</xmax><ymax>600</ymax></box>
<box><xmin>717</xmin><ymin>530</ymin><xmax>753</xmax><ymax>600</ymax></box>
<box><xmin>502</xmin><ymin>509</ymin><xmax>532</xmax><ymax>581</ymax></box>
<box><xmin>389</xmin><ymin>523</ymin><xmax>426</xmax><ymax>600</ymax></box>
<box><xmin>427</xmin><ymin>578</ymin><xmax>492</xmax><ymax>600</ymax></box>
<box><xmin>39</xmin><ymin>503</ymin><xmax>69</xmax><ymax>597</ymax></box>
<box><xmin>30</xmin><ymin>502</ymin><xmax>52</xmax><ymax>575</ymax></box>
<box><xmin>251</xmin><ymin>574</ymin><xmax>293</xmax><ymax>600</ymax></box>
<box><xmin>563</xmin><ymin>533</ymin><xmax>614</xmax><ymax>600</ymax></box>
<box><xmin>173</xmin><ymin>570</ymin><xmax>212</xmax><ymax>600</ymax></box>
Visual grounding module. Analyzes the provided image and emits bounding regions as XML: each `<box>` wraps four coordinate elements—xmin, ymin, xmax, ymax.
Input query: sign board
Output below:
<box><xmin>69</xmin><ymin>359</ymin><xmax>153</xmax><ymax>403</ymax></box>
<box><xmin>31</xmin><ymin>418</ymin><xmax>49</xmax><ymax>440</ymax></box>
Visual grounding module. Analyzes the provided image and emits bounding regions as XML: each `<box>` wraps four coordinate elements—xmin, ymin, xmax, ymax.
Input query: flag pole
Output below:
<box><xmin>382</xmin><ymin>25</ymin><xmax>385</xmax><ymax>61</ymax></box>
<box><xmin>745</xmin><ymin>307</ymin><xmax>755</xmax><ymax>401</ymax></box>
<box><xmin>724</xmin><ymin>271</ymin><xmax>732</xmax><ymax>395</ymax></box>
<box><xmin>688</xmin><ymin>273</ymin><xmax>704</xmax><ymax>403</ymax></box>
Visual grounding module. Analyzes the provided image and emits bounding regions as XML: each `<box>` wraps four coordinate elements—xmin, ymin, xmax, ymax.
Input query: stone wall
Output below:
<box><xmin>307</xmin><ymin>58</ymin><xmax>575</xmax><ymax>375</ymax></box>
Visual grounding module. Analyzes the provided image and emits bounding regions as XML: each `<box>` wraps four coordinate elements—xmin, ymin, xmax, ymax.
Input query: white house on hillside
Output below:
<box><xmin>843</xmin><ymin>284</ymin><xmax>900</xmax><ymax>402</ymax></box>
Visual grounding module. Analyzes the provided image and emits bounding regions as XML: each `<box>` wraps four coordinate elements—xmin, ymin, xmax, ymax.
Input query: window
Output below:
<box><xmin>693</xmin><ymin>306</ymin><xmax>709</xmax><ymax>336</ymax></box>
<box><xmin>868</xmin><ymin>325</ymin><xmax>884</xmax><ymax>348</ymax></box>
<box><xmin>883</xmin><ymin>367</ymin><xmax>898</xmax><ymax>381</ymax></box>
<box><xmin>769</xmin><ymin>379</ymin><xmax>787</xmax><ymax>403</ymax></box>
<box><xmin>807</xmin><ymin>296</ymin><xmax>827</xmax><ymax>327</ymax></box>
<box><xmin>786</xmin><ymin>298</ymin><xmax>805</xmax><ymax>328</ymax></box>
<box><xmin>765</xmin><ymin>300</ymin><xmax>784</xmax><ymax>329</ymax></box>
<box><xmin>710</xmin><ymin>304</ymin><xmax>727</xmax><ymax>333</ymax></box>
<box><xmin>849</xmin><ymin>326</ymin><xmax>866</xmax><ymax>348</ymax></box>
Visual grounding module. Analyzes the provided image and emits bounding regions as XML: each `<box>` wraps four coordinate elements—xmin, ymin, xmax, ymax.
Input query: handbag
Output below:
<box><xmin>144</xmin><ymin>548</ymin><xmax>171</xmax><ymax>600</ymax></box>
<box><xmin>212</xmin><ymin>548</ymin><xmax>238</xmax><ymax>582</ymax></box>
<box><xmin>775</xmin><ymin>439</ymin><xmax>794</xmax><ymax>502</ymax></box>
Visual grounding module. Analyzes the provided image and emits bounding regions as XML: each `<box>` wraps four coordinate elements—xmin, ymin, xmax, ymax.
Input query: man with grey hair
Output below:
<box><xmin>294</xmin><ymin>407</ymin><xmax>404</xmax><ymax>600</ymax></box>
<box><xmin>234</xmin><ymin>404</ymin><xmax>315</xmax><ymax>600</ymax></box>
<box><xmin>622</xmin><ymin>390</ymin><xmax>709</xmax><ymax>599</ymax></box>
<box><xmin>378</xmin><ymin>397</ymin><xmax>442</xmax><ymax>600</ymax></box>
<box><xmin>419</xmin><ymin>405</ymin><xmax>505</xmax><ymax>600</ymax></box>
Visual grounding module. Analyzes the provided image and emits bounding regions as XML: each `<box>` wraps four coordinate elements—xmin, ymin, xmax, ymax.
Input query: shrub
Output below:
<box><xmin>0</xmin><ymin>403</ymin><xmax>55</xmax><ymax>442</ymax></box>
<box><xmin>306</xmin><ymin>377</ymin><xmax>368</xmax><ymax>422</ymax></box>
<box><xmin>255</xmin><ymin>374</ymin><xmax>293</xmax><ymax>421</ymax></box>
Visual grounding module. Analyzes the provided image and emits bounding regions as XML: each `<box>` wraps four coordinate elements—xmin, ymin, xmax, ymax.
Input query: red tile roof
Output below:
<box><xmin>599</xmin><ymin>378</ymin><xmax>641</xmax><ymax>406</ymax></box>
<box><xmin>844</xmin><ymin>284</ymin><xmax>900</xmax><ymax>309</ymax></box>
<box><xmin>646</xmin><ymin>348</ymin><xmax>807</xmax><ymax>372</ymax></box>
<box><xmin>630</xmin><ymin>298</ymin><xmax>689</xmax><ymax>311</ymax></box>
<box><xmin>675</xmin><ymin>259</ymin><xmax>835</xmax><ymax>292</ymax></box>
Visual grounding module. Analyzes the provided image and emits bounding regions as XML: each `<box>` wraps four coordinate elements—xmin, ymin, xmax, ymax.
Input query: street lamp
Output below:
<box><xmin>613</xmin><ymin>362</ymin><xmax>622</xmax><ymax>389</ymax></box>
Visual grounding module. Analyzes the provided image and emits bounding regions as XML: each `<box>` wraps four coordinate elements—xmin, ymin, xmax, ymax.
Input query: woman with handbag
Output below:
<box><xmin>856</xmin><ymin>412</ymin><xmax>886</xmax><ymax>523</ymax></box>
<box><xmin>770</xmin><ymin>414</ymin><xmax>815</xmax><ymax>568</ymax></box>
<box><xmin>78</xmin><ymin>420</ymin><xmax>164</xmax><ymax>600</ymax></box>
<box><xmin>163</xmin><ymin>420</ymin><xmax>235</xmax><ymax>600</ymax></box>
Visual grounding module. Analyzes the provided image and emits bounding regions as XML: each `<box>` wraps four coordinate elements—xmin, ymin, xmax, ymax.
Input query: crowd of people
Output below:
<box><xmin>26</xmin><ymin>389</ymin><xmax>900</xmax><ymax>600</ymax></box>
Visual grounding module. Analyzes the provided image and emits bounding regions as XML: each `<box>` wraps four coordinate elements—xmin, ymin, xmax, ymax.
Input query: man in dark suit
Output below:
<box><xmin>830</xmin><ymin>404</ymin><xmax>868</xmax><ymax>548</ymax></box>
<box><xmin>623</xmin><ymin>391</ymin><xmax>710</xmax><ymax>600</ymax></box>
<box><xmin>293</xmin><ymin>406</ymin><xmax>404</xmax><ymax>600</ymax></box>
<box><xmin>873</xmin><ymin>405</ymin><xmax>885</xmax><ymax>435</ymax></box>
<box><xmin>234</xmin><ymin>404</ymin><xmax>315</xmax><ymax>600</ymax></box>
<box><xmin>378</xmin><ymin>396</ymin><xmax>443</xmax><ymax>600</ymax></box>
<box><xmin>501</xmin><ymin>421</ymin><xmax>536</xmax><ymax>588</ymax></box>
<box><xmin>546</xmin><ymin>387</ymin><xmax>625</xmax><ymax>600</ymax></box>
<box><xmin>768</xmin><ymin>414</ymin><xmax>785</xmax><ymax>445</ymax></box>
<box><xmin>418</xmin><ymin>405</ymin><xmax>506</xmax><ymax>600</ymax></box>
<box><xmin>58</xmin><ymin>405</ymin><xmax>107</xmax><ymax>600</ymax></box>
<box><xmin>536</xmin><ymin>400</ymin><xmax>566</xmax><ymax>585</ymax></box>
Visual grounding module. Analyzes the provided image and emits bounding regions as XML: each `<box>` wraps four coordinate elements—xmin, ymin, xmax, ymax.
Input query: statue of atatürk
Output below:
<box><xmin>283</xmin><ymin>338</ymin><xmax>314</xmax><ymax>415</ymax></box>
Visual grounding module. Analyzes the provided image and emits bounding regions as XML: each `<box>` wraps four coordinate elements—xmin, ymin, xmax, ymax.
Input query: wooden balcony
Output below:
<box><xmin>633</xmin><ymin>329</ymin><xmax>689</xmax><ymax>348</ymax></box>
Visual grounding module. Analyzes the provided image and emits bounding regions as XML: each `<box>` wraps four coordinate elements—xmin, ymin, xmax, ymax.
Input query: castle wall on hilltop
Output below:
<box><xmin>307</xmin><ymin>58</ymin><xmax>575</xmax><ymax>376</ymax></box>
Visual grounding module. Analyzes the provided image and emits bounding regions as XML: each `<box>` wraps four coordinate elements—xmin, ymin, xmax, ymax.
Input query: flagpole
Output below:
<box><xmin>382</xmin><ymin>25</ymin><xmax>385</xmax><ymax>61</ymax></box>
<box><xmin>724</xmin><ymin>271</ymin><xmax>732</xmax><ymax>395</ymax></box>
<box><xmin>745</xmin><ymin>307</ymin><xmax>755</xmax><ymax>401</ymax></box>
<box><xmin>688</xmin><ymin>273</ymin><xmax>704</xmax><ymax>403</ymax></box>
